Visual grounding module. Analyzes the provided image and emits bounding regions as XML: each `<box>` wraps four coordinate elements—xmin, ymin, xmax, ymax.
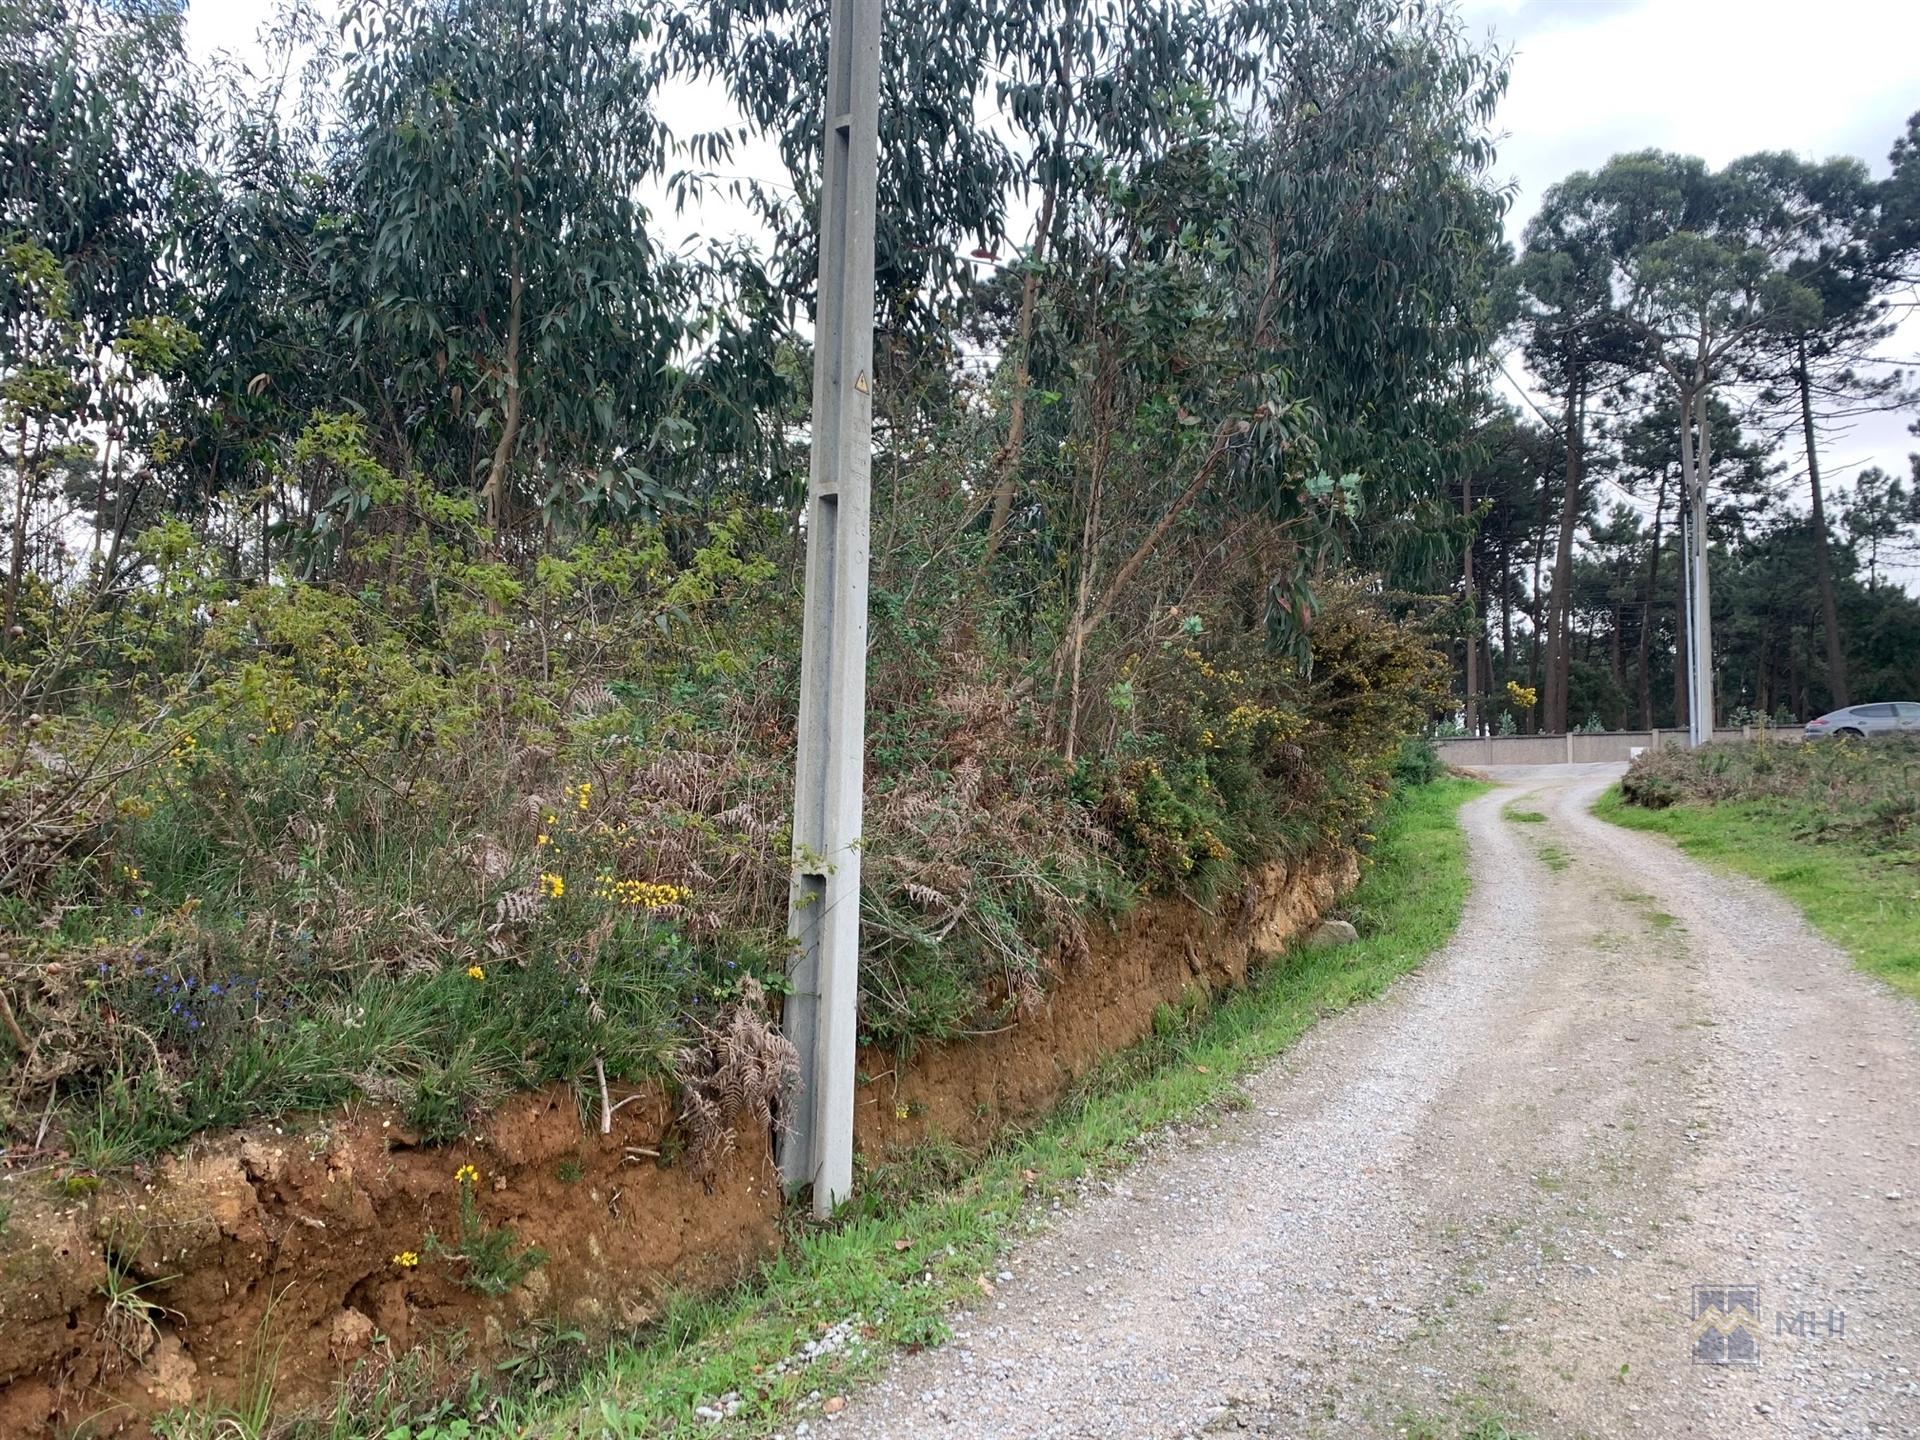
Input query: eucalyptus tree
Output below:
<box><xmin>661</xmin><ymin>0</ymin><xmax>1509</xmax><ymax>669</ymax></box>
<box><xmin>656</xmin><ymin>0</ymin><xmax>1273</xmax><ymax>562</ymax></box>
<box><xmin>1</xmin><ymin>0</ymin><xmax>205</xmax><ymax>594</ymax></box>
<box><xmin>1034</xmin><ymin>0</ymin><xmax>1509</xmax><ymax>674</ymax></box>
<box><xmin>326</xmin><ymin>0</ymin><xmax>769</xmax><ymax>541</ymax></box>
<box><xmin>0</xmin><ymin>0</ymin><xmax>201</xmax><ymax>362</ymax></box>
<box><xmin>1228</xmin><ymin>0</ymin><xmax>1510</xmax><ymax>613</ymax></box>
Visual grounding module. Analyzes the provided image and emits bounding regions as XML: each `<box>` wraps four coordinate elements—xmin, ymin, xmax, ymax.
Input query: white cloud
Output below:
<box><xmin>1466</xmin><ymin>0</ymin><xmax>1920</xmax><ymax>231</ymax></box>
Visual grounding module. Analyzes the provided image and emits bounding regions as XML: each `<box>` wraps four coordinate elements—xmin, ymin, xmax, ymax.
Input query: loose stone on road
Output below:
<box><xmin>825</xmin><ymin>764</ymin><xmax>1920</xmax><ymax>1439</ymax></box>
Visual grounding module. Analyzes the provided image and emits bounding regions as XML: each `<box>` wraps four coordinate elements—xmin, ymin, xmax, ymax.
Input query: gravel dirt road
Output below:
<box><xmin>825</xmin><ymin>764</ymin><xmax>1920</xmax><ymax>1439</ymax></box>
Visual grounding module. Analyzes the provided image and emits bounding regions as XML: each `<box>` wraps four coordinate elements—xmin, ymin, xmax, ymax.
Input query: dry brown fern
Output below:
<box><xmin>671</xmin><ymin>978</ymin><xmax>800</xmax><ymax>1184</ymax></box>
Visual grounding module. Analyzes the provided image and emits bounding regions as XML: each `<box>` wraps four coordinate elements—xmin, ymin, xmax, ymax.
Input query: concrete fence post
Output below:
<box><xmin>1565</xmin><ymin>732</ymin><xmax>1574</xmax><ymax>763</ymax></box>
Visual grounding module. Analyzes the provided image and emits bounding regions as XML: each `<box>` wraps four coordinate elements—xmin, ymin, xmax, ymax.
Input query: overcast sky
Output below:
<box><xmin>184</xmin><ymin>0</ymin><xmax>1920</xmax><ymax>569</ymax></box>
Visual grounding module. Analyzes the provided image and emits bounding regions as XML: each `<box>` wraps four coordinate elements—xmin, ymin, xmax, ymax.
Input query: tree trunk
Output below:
<box><xmin>1636</xmin><ymin>467</ymin><xmax>1668</xmax><ymax>729</ymax></box>
<box><xmin>1062</xmin><ymin>372</ymin><xmax>1113</xmax><ymax>765</ymax></box>
<box><xmin>1066</xmin><ymin>429</ymin><xmax>1229</xmax><ymax>650</ymax></box>
<box><xmin>979</xmin><ymin>183</ymin><xmax>1057</xmax><ymax>568</ymax></box>
<box><xmin>1756</xmin><ymin>622</ymin><xmax>1772</xmax><ymax>721</ymax></box>
<box><xmin>1499</xmin><ymin>528</ymin><xmax>1512</xmax><ymax>690</ymax></box>
<box><xmin>1672</xmin><ymin>524</ymin><xmax>1689</xmax><ymax>731</ymax></box>
<box><xmin>980</xmin><ymin>2</ymin><xmax>1076</xmax><ymax>568</ymax></box>
<box><xmin>1781</xmin><ymin>629</ymin><xmax>1797</xmax><ymax>721</ymax></box>
<box><xmin>1796</xmin><ymin>341</ymin><xmax>1849</xmax><ymax>707</ymax></box>
<box><xmin>1526</xmin><ymin>471</ymin><xmax>1549</xmax><ymax>732</ymax></box>
<box><xmin>483</xmin><ymin>239</ymin><xmax>525</xmax><ymax>534</ymax></box>
<box><xmin>1608</xmin><ymin>600</ymin><xmax>1624</xmax><ymax>721</ymax></box>
<box><xmin>4</xmin><ymin>418</ymin><xmax>33</xmax><ymax>641</ymax></box>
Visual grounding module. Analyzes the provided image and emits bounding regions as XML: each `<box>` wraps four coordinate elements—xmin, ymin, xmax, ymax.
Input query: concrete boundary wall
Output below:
<box><xmin>1431</xmin><ymin>726</ymin><xmax>1802</xmax><ymax>767</ymax></box>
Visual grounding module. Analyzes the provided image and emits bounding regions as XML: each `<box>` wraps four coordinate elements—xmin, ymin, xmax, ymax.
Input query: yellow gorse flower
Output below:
<box><xmin>589</xmin><ymin>873</ymin><xmax>691</xmax><ymax>910</ymax></box>
<box><xmin>454</xmin><ymin>1163</ymin><xmax>479</xmax><ymax>1186</ymax></box>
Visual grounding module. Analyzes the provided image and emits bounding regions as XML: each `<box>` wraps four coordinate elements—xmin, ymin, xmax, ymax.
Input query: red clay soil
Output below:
<box><xmin>852</xmin><ymin>850</ymin><xmax>1358</xmax><ymax>1156</ymax></box>
<box><xmin>0</xmin><ymin>849</ymin><xmax>1354</xmax><ymax>1436</ymax></box>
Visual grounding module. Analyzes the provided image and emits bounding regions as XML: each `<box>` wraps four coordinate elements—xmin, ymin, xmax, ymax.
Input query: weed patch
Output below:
<box><xmin>422</xmin><ymin>1166</ymin><xmax>547</xmax><ymax>1298</ymax></box>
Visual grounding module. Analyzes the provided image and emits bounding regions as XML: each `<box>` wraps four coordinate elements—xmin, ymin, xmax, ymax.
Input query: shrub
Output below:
<box><xmin>1392</xmin><ymin>738</ymin><xmax>1443</xmax><ymax>787</ymax></box>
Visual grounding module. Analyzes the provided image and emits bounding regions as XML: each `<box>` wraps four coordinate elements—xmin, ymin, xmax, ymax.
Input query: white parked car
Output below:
<box><xmin>1802</xmin><ymin>702</ymin><xmax>1920</xmax><ymax>739</ymax></box>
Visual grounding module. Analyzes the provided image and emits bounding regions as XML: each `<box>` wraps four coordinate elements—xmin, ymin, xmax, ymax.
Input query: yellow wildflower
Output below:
<box><xmin>454</xmin><ymin>1163</ymin><xmax>479</xmax><ymax>1186</ymax></box>
<box><xmin>589</xmin><ymin>874</ymin><xmax>691</xmax><ymax>910</ymax></box>
<box><xmin>539</xmin><ymin>872</ymin><xmax>565</xmax><ymax>900</ymax></box>
<box><xmin>392</xmin><ymin>1251</ymin><xmax>419</xmax><ymax>1269</ymax></box>
<box><xmin>466</xmin><ymin>965</ymin><xmax>485</xmax><ymax>982</ymax></box>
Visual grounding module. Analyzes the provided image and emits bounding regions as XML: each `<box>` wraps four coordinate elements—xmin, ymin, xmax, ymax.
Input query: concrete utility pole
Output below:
<box><xmin>1681</xmin><ymin>390</ymin><xmax>1714</xmax><ymax>747</ymax></box>
<box><xmin>780</xmin><ymin>0</ymin><xmax>883</xmax><ymax>1219</ymax></box>
<box><xmin>1678</xmin><ymin>495</ymin><xmax>1694</xmax><ymax>741</ymax></box>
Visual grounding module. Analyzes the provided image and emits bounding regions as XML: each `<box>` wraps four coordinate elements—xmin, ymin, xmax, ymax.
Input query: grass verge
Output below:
<box><xmin>248</xmin><ymin>775</ymin><xmax>1484</xmax><ymax>1440</ymax></box>
<box><xmin>1593</xmin><ymin>787</ymin><xmax>1920</xmax><ymax>1000</ymax></box>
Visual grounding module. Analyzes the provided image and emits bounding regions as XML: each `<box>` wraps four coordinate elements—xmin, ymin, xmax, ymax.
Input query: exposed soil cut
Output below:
<box><xmin>0</xmin><ymin>849</ymin><xmax>1355</xmax><ymax>1437</ymax></box>
<box><xmin>853</xmin><ymin>850</ymin><xmax>1358</xmax><ymax>1158</ymax></box>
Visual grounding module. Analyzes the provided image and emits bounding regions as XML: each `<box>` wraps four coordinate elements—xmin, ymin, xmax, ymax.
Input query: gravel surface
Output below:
<box><xmin>816</xmin><ymin>765</ymin><xmax>1920</xmax><ymax>1439</ymax></box>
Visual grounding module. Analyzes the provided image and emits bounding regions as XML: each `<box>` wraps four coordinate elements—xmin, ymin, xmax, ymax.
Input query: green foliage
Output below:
<box><xmin>1621</xmin><ymin>737</ymin><xmax>1920</xmax><ymax>860</ymax></box>
<box><xmin>425</xmin><ymin>1170</ymin><xmax>547</xmax><ymax>1298</ymax></box>
<box><xmin>1392</xmin><ymin>738</ymin><xmax>1444</xmax><ymax>787</ymax></box>
<box><xmin>2</xmin><ymin>0</ymin><xmax>1469</xmax><ymax>1171</ymax></box>
<box><xmin>3</xmin><ymin>491</ymin><xmax>1449</xmax><ymax>1161</ymax></box>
